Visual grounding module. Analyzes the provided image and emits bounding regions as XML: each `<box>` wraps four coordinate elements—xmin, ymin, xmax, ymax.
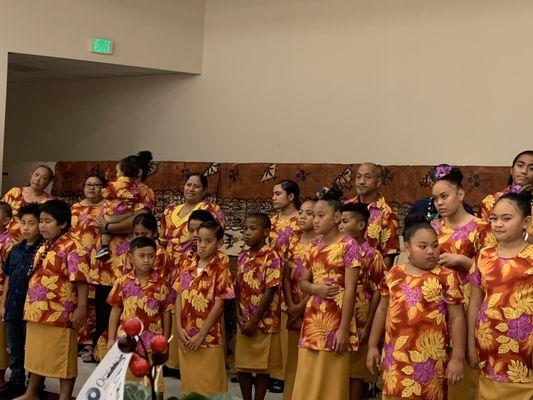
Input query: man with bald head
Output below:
<box><xmin>345</xmin><ymin>162</ymin><xmax>400</xmax><ymax>269</ymax></box>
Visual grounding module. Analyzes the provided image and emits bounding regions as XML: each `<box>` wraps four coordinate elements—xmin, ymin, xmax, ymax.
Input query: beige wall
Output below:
<box><xmin>4</xmin><ymin>0</ymin><xmax>533</xmax><ymax>191</ymax></box>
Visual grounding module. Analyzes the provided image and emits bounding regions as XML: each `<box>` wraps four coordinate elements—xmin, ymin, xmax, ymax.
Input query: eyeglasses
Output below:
<box><xmin>85</xmin><ymin>183</ymin><xmax>103</xmax><ymax>188</ymax></box>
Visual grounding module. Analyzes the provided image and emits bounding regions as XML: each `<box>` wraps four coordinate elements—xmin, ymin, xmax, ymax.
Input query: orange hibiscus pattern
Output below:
<box><xmin>107</xmin><ymin>271</ymin><xmax>175</xmax><ymax>347</ymax></box>
<box><xmin>468</xmin><ymin>244</ymin><xmax>533</xmax><ymax>383</ymax></box>
<box><xmin>2</xmin><ymin>187</ymin><xmax>54</xmax><ymax>240</ymax></box>
<box><xmin>24</xmin><ymin>233</ymin><xmax>89</xmax><ymax>329</ymax></box>
<box><xmin>90</xmin><ymin>184</ymin><xmax>156</xmax><ymax>286</ymax></box>
<box><xmin>0</xmin><ymin>230</ymin><xmax>15</xmax><ymax>297</ymax></box>
<box><xmin>354</xmin><ymin>241</ymin><xmax>386</xmax><ymax>329</ymax></box>
<box><xmin>236</xmin><ymin>245</ymin><xmax>282</xmax><ymax>334</ymax></box>
<box><xmin>344</xmin><ymin>195</ymin><xmax>400</xmax><ymax>257</ymax></box>
<box><xmin>173</xmin><ymin>250</ymin><xmax>235</xmax><ymax>348</ymax></box>
<box><xmin>298</xmin><ymin>235</ymin><xmax>361</xmax><ymax>352</ymax></box>
<box><xmin>102</xmin><ymin>176</ymin><xmax>139</xmax><ymax>216</ymax></box>
<box><xmin>432</xmin><ymin>217</ymin><xmax>495</xmax><ymax>307</ymax></box>
<box><xmin>379</xmin><ymin>265</ymin><xmax>464</xmax><ymax>400</ymax></box>
<box><xmin>270</xmin><ymin>213</ymin><xmax>301</xmax><ymax>262</ymax></box>
<box><xmin>477</xmin><ymin>187</ymin><xmax>516</xmax><ymax>220</ymax></box>
<box><xmin>135</xmin><ymin>183</ymin><xmax>157</xmax><ymax>213</ymax></box>
<box><xmin>160</xmin><ymin>200</ymin><xmax>225</xmax><ymax>248</ymax></box>
<box><xmin>285</xmin><ymin>232</ymin><xmax>312</xmax><ymax>330</ymax></box>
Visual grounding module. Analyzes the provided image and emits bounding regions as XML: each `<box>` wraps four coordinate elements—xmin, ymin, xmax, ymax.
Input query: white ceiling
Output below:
<box><xmin>8</xmin><ymin>53</ymin><xmax>177</xmax><ymax>82</ymax></box>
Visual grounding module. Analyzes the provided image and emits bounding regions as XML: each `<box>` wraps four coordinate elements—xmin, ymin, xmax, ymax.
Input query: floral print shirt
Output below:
<box><xmin>298</xmin><ymin>235</ymin><xmax>362</xmax><ymax>352</ymax></box>
<box><xmin>173</xmin><ymin>250</ymin><xmax>235</xmax><ymax>348</ymax></box>
<box><xmin>468</xmin><ymin>244</ymin><xmax>533</xmax><ymax>383</ymax></box>
<box><xmin>285</xmin><ymin>232</ymin><xmax>312</xmax><ymax>331</ymax></box>
<box><xmin>2</xmin><ymin>187</ymin><xmax>54</xmax><ymax>240</ymax></box>
<box><xmin>0</xmin><ymin>230</ymin><xmax>15</xmax><ymax>297</ymax></box>
<box><xmin>380</xmin><ymin>264</ymin><xmax>464</xmax><ymax>400</ymax></box>
<box><xmin>160</xmin><ymin>200</ymin><xmax>225</xmax><ymax>248</ymax></box>
<box><xmin>344</xmin><ymin>195</ymin><xmax>400</xmax><ymax>257</ymax></box>
<box><xmin>432</xmin><ymin>217</ymin><xmax>495</xmax><ymax>307</ymax></box>
<box><xmin>236</xmin><ymin>245</ymin><xmax>282</xmax><ymax>334</ymax></box>
<box><xmin>354</xmin><ymin>241</ymin><xmax>386</xmax><ymax>329</ymax></box>
<box><xmin>270</xmin><ymin>213</ymin><xmax>301</xmax><ymax>262</ymax></box>
<box><xmin>24</xmin><ymin>233</ymin><xmax>89</xmax><ymax>329</ymax></box>
<box><xmin>102</xmin><ymin>176</ymin><xmax>140</xmax><ymax>216</ymax></box>
<box><xmin>107</xmin><ymin>270</ymin><xmax>175</xmax><ymax>348</ymax></box>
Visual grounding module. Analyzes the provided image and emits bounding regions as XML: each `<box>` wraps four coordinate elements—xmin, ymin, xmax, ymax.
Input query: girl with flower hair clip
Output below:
<box><xmin>430</xmin><ymin>164</ymin><xmax>495</xmax><ymax>399</ymax></box>
<box><xmin>367</xmin><ymin>214</ymin><xmax>466</xmax><ymax>400</ymax></box>
<box><xmin>291</xmin><ymin>186</ymin><xmax>361</xmax><ymax>400</ymax></box>
<box><xmin>467</xmin><ymin>190</ymin><xmax>533</xmax><ymax>399</ymax></box>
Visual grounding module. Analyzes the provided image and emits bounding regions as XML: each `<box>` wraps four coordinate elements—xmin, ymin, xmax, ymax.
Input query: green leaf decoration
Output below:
<box><xmin>123</xmin><ymin>382</ymin><xmax>151</xmax><ymax>400</ymax></box>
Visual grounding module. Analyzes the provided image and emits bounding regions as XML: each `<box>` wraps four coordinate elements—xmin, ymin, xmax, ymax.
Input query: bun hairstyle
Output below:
<box><xmin>278</xmin><ymin>179</ymin><xmax>302</xmax><ymax>209</ymax></box>
<box><xmin>431</xmin><ymin>164</ymin><xmax>464</xmax><ymax>188</ymax></box>
<box><xmin>315</xmin><ymin>185</ymin><xmax>344</xmax><ymax>211</ymax></box>
<box><xmin>497</xmin><ymin>185</ymin><xmax>533</xmax><ymax>218</ymax></box>
<box><xmin>136</xmin><ymin>151</ymin><xmax>153</xmax><ymax>182</ymax></box>
<box><xmin>403</xmin><ymin>213</ymin><xmax>436</xmax><ymax>243</ymax></box>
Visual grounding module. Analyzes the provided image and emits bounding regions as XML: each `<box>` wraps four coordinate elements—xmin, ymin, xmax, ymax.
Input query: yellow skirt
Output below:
<box><xmin>271</xmin><ymin>313</ymin><xmax>289</xmax><ymax>380</ymax></box>
<box><xmin>283</xmin><ymin>330</ymin><xmax>300</xmax><ymax>400</ymax></box>
<box><xmin>0</xmin><ymin>322</ymin><xmax>9</xmax><ymax>370</ymax></box>
<box><xmin>25</xmin><ymin>322</ymin><xmax>78</xmax><ymax>379</ymax></box>
<box><xmin>179</xmin><ymin>345</ymin><xmax>227</xmax><ymax>395</ymax></box>
<box><xmin>448</xmin><ymin>362</ymin><xmax>478</xmax><ymax>400</ymax></box>
<box><xmin>477</xmin><ymin>374</ymin><xmax>533</xmax><ymax>400</ymax></box>
<box><xmin>349</xmin><ymin>343</ymin><xmax>376</xmax><ymax>381</ymax></box>
<box><xmin>167</xmin><ymin>318</ymin><xmax>180</xmax><ymax>369</ymax></box>
<box><xmin>291</xmin><ymin>348</ymin><xmax>350</xmax><ymax>400</ymax></box>
<box><xmin>234</xmin><ymin>330</ymin><xmax>282</xmax><ymax>373</ymax></box>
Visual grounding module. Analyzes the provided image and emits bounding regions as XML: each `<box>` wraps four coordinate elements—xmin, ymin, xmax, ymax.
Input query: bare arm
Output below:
<box><xmin>0</xmin><ymin>276</ymin><xmax>9</xmax><ymax>321</ymax></box>
<box><xmin>361</xmin><ymin>291</ymin><xmax>381</xmax><ymax>345</ymax></box>
<box><xmin>334</xmin><ymin>266</ymin><xmax>359</xmax><ymax>353</ymax></box>
<box><xmin>107</xmin><ymin>306</ymin><xmax>123</xmax><ymax>348</ymax></box>
<box><xmin>367</xmin><ymin>296</ymin><xmax>389</xmax><ymax>375</ymax></box>
<box><xmin>174</xmin><ymin>295</ymin><xmax>190</xmax><ymax>344</ymax></box>
<box><xmin>300</xmin><ymin>267</ymin><xmax>341</xmax><ymax>298</ymax></box>
<box><xmin>95</xmin><ymin>208</ymin><xmax>150</xmax><ymax>235</ymax></box>
<box><xmin>162</xmin><ymin>310</ymin><xmax>172</xmax><ymax>339</ymax></box>
<box><xmin>447</xmin><ymin>303</ymin><xmax>466</xmax><ymax>385</ymax></box>
<box><xmin>71</xmin><ymin>282</ymin><xmax>88</xmax><ymax>329</ymax></box>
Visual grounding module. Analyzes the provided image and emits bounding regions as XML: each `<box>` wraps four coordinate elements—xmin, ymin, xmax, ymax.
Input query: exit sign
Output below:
<box><xmin>90</xmin><ymin>38</ymin><xmax>114</xmax><ymax>55</ymax></box>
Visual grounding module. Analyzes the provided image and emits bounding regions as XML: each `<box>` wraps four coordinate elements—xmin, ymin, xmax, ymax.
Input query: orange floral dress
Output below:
<box><xmin>102</xmin><ymin>177</ymin><xmax>139</xmax><ymax>217</ymax></box>
<box><xmin>160</xmin><ymin>200</ymin><xmax>225</xmax><ymax>249</ymax></box>
<box><xmin>173</xmin><ymin>250</ymin><xmax>235</xmax><ymax>348</ymax></box>
<box><xmin>0</xmin><ymin>230</ymin><xmax>15</xmax><ymax>301</ymax></box>
<box><xmin>24</xmin><ymin>233</ymin><xmax>90</xmax><ymax>330</ymax></box>
<box><xmin>107</xmin><ymin>271</ymin><xmax>175</xmax><ymax>348</ymax></box>
<box><xmin>432</xmin><ymin>217</ymin><xmax>495</xmax><ymax>308</ymax></box>
<box><xmin>344</xmin><ymin>195</ymin><xmax>400</xmax><ymax>258</ymax></box>
<box><xmin>236</xmin><ymin>245</ymin><xmax>282</xmax><ymax>333</ymax></box>
<box><xmin>2</xmin><ymin>187</ymin><xmax>54</xmax><ymax>240</ymax></box>
<box><xmin>70</xmin><ymin>202</ymin><xmax>102</xmax><ymax>345</ymax></box>
<box><xmin>477</xmin><ymin>186</ymin><xmax>520</xmax><ymax>221</ymax></box>
<box><xmin>90</xmin><ymin>183</ymin><xmax>156</xmax><ymax>286</ymax></box>
<box><xmin>468</xmin><ymin>244</ymin><xmax>533</xmax><ymax>384</ymax></box>
<box><xmin>354</xmin><ymin>241</ymin><xmax>386</xmax><ymax>330</ymax></box>
<box><xmin>270</xmin><ymin>214</ymin><xmax>301</xmax><ymax>263</ymax></box>
<box><xmin>380</xmin><ymin>265</ymin><xmax>464</xmax><ymax>400</ymax></box>
<box><xmin>285</xmin><ymin>233</ymin><xmax>312</xmax><ymax>331</ymax></box>
<box><xmin>298</xmin><ymin>235</ymin><xmax>362</xmax><ymax>352</ymax></box>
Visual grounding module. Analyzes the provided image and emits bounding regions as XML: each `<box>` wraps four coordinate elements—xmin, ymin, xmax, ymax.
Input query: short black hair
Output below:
<box><xmin>340</xmin><ymin>202</ymin><xmax>370</xmax><ymax>224</ymax></box>
<box><xmin>496</xmin><ymin>189</ymin><xmax>532</xmax><ymax>219</ymax></box>
<box><xmin>40</xmin><ymin>200</ymin><xmax>71</xmax><ymax>231</ymax></box>
<box><xmin>136</xmin><ymin>151</ymin><xmax>153</xmax><ymax>182</ymax></box>
<box><xmin>85</xmin><ymin>172</ymin><xmax>108</xmax><ymax>188</ymax></box>
<box><xmin>246</xmin><ymin>212</ymin><xmax>271</xmax><ymax>230</ymax></box>
<box><xmin>133</xmin><ymin>213</ymin><xmax>158</xmax><ymax>233</ymax></box>
<box><xmin>18</xmin><ymin>203</ymin><xmax>41</xmax><ymax>220</ymax></box>
<box><xmin>0</xmin><ymin>201</ymin><xmax>13</xmax><ymax>219</ymax></box>
<box><xmin>508</xmin><ymin>150</ymin><xmax>533</xmax><ymax>185</ymax></box>
<box><xmin>189</xmin><ymin>209</ymin><xmax>216</xmax><ymax>224</ymax></box>
<box><xmin>198</xmin><ymin>220</ymin><xmax>224</xmax><ymax>241</ymax></box>
<box><xmin>130</xmin><ymin>236</ymin><xmax>157</xmax><ymax>252</ymax></box>
<box><xmin>186</xmin><ymin>172</ymin><xmax>208</xmax><ymax>190</ymax></box>
<box><xmin>403</xmin><ymin>214</ymin><xmax>436</xmax><ymax>243</ymax></box>
<box><xmin>277</xmin><ymin>179</ymin><xmax>302</xmax><ymax>209</ymax></box>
